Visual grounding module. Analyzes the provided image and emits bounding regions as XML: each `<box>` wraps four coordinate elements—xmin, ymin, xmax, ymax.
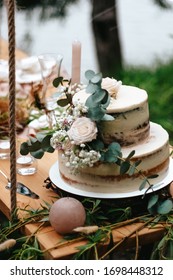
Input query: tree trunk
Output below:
<box><xmin>91</xmin><ymin>0</ymin><xmax>123</xmax><ymax>77</ymax></box>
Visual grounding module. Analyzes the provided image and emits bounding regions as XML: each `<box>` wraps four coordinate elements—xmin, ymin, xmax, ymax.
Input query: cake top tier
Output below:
<box><xmin>73</xmin><ymin>83</ymin><xmax>148</xmax><ymax>113</ymax></box>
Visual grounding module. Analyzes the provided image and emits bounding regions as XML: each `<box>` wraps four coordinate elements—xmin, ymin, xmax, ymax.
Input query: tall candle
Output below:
<box><xmin>71</xmin><ymin>40</ymin><xmax>81</xmax><ymax>84</ymax></box>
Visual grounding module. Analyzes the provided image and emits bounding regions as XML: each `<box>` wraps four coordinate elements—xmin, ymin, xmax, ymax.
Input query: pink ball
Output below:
<box><xmin>169</xmin><ymin>182</ymin><xmax>173</xmax><ymax>197</ymax></box>
<box><xmin>49</xmin><ymin>197</ymin><xmax>86</xmax><ymax>234</ymax></box>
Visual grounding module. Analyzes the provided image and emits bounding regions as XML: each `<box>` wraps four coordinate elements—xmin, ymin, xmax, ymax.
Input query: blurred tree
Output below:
<box><xmin>91</xmin><ymin>0</ymin><xmax>122</xmax><ymax>77</ymax></box>
<box><xmin>0</xmin><ymin>0</ymin><xmax>172</xmax><ymax>75</ymax></box>
<box><xmin>91</xmin><ymin>0</ymin><xmax>172</xmax><ymax>76</ymax></box>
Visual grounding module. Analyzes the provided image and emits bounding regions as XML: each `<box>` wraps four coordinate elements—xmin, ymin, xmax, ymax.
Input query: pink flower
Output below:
<box><xmin>102</xmin><ymin>77</ymin><xmax>122</xmax><ymax>98</ymax></box>
<box><xmin>67</xmin><ymin>117</ymin><xmax>98</xmax><ymax>145</ymax></box>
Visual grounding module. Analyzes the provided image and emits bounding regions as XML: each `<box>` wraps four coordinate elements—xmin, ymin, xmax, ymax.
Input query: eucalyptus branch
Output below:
<box><xmin>99</xmin><ymin>216</ymin><xmax>156</xmax><ymax>260</ymax></box>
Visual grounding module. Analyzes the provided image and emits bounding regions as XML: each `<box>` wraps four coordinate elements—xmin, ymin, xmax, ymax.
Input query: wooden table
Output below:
<box><xmin>0</xmin><ymin>37</ymin><xmax>168</xmax><ymax>259</ymax></box>
<box><xmin>0</xmin><ymin>150</ymin><xmax>166</xmax><ymax>259</ymax></box>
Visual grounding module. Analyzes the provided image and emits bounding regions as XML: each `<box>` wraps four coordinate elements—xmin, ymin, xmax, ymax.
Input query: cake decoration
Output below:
<box><xmin>20</xmin><ymin>70</ymin><xmax>170</xmax><ymax>193</ymax></box>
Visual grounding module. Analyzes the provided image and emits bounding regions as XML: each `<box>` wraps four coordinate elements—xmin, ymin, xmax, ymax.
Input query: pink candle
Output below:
<box><xmin>71</xmin><ymin>40</ymin><xmax>81</xmax><ymax>84</ymax></box>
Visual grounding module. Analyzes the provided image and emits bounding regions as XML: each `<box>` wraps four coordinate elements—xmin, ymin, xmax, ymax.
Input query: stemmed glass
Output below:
<box><xmin>38</xmin><ymin>53</ymin><xmax>63</xmax><ymax>127</ymax></box>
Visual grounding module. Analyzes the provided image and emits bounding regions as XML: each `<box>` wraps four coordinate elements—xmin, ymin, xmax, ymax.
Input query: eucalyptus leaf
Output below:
<box><xmin>157</xmin><ymin>199</ymin><xmax>173</xmax><ymax>214</ymax></box>
<box><xmin>147</xmin><ymin>194</ymin><xmax>159</xmax><ymax>209</ymax></box>
<box><xmin>36</xmin><ymin>131</ymin><xmax>52</xmax><ymax>142</ymax></box>
<box><xmin>86</xmin><ymin>83</ymin><xmax>98</xmax><ymax>94</ymax></box>
<box><xmin>120</xmin><ymin>161</ymin><xmax>130</xmax><ymax>175</ymax></box>
<box><xmin>126</xmin><ymin>150</ymin><xmax>135</xmax><ymax>160</ymax></box>
<box><xmin>100</xmin><ymin>91</ymin><xmax>110</xmax><ymax>108</ymax></box>
<box><xmin>87</xmin><ymin>105</ymin><xmax>106</xmax><ymax>121</ymax></box>
<box><xmin>134</xmin><ymin>159</ymin><xmax>142</xmax><ymax>167</ymax></box>
<box><xmin>89</xmin><ymin>139</ymin><xmax>104</xmax><ymax>151</ymax></box>
<box><xmin>139</xmin><ymin>178</ymin><xmax>148</xmax><ymax>191</ymax></box>
<box><xmin>101</xmin><ymin>114</ymin><xmax>114</xmax><ymax>121</ymax></box>
<box><xmin>104</xmin><ymin>150</ymin><xmax>118</xmax><ymax>163</ymax></box>
<box><xmin>57</xmin><ymin>98</ymin><xmax>70</xmax><ymax>107</ymax></box>
<box><xmin>128</xmin><ymin>164</ymin><xmax>136</xmax><ymax>176</ymax></box>
<box><xmin>30</xmin><ymin>149</ymin><xmax>45</xmax><ymax>159</ymax></box>
<box><xmin>20</xmin><ymin>142</ymin><xmax>29</xmax><ymax>155</ymax></box>
<box><xmin>85</xmin><ymin>70</ymin><xmax>95</xmax><ymax>80</ymax></box>
<box><xmin>147</xmin><ymin>174</ymin><xmax>159</xmax><ymax>179</ymax></box>
<box><xmin>167</xmin><ymin>239</ymin><xmax>173</xmax><ymax>259</ymax></box>
<box><xmin>52</xmin><ymin>76</ymin><xmax>63</xmax><ymax>88</ymax></box>
<box><xmin>85</xmin><ymin>90</ymin><xmax>105</xmax><ymax>104</ymax></box>
<box><xmin>28</xmin><ymin>141</ymin><xmax>43</xmax><ymax>152</ymax></box>
<box><xmin>108</xmin><ymin>142</ymin><xmax>121</xmax><ymax>154</ymax></box>
<box><xmin>91</xmin><ymin>73</ymin><xmax>102</xmax><ymax>84</ymax></box>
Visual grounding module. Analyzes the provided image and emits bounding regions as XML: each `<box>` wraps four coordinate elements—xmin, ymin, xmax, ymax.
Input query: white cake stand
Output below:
<box><xmin>49</xmin><ymin>158</ymin><xmax>173</xmax><ymax>199</ymax></box>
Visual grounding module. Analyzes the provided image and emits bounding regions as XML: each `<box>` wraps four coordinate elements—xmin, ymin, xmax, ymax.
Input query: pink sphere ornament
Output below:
<box><xmin>49</xmin><ymin>197</ymin><xmax>86</xmax><ymax>234</ymax></box>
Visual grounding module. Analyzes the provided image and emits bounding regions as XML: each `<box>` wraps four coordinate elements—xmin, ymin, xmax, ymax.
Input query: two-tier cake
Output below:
<box><xmin>50</xmin><ymin>71</ymin><xmax>170</xmax><ymax>194</ymax></box>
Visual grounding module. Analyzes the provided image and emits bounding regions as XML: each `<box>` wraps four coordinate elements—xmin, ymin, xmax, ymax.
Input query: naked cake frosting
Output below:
<box><xmin>50</xmin><ymin>71</ymin><xmax>170</xmax><ymax>191</ymax></box>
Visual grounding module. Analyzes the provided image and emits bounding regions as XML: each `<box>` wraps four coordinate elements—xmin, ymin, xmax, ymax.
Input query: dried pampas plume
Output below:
<box><xmin>0</xmin><ymin>239</ymin><xmax>16</xmax><ymax>252</ymax></box>
<box><xmin>73</xmin><ymin>225</ymin><xmax>99</xmax><ymax>235</ymax></box>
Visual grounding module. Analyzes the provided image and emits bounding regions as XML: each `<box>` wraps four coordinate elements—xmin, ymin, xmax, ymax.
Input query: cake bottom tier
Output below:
<box><xmin>58</xmin><ymin>122</ymin><xmax>170</xmax><ymax>189</ymax></box>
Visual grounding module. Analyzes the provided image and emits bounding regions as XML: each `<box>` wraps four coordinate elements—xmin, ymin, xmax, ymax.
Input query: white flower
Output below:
<box><xmin>102</xmin><ymin>77</ymin><xmax>122</xmax><ymax>98</ymax></box>
<box><xmin>50</xmin><ymin>130</ymin><xmax>69</xmax><ymax>149</ymax></box>
<box><xmin>67</xmin><ymin>117</ymin><xmax>98</xmax><ymax>145</ymax></box>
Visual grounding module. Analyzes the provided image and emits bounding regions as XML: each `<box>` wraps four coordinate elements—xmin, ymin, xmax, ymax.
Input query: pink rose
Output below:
<box><xmin>67</xmin><ymin>117</ymin><xmax>98</xmax><ymax>145</ymax></box>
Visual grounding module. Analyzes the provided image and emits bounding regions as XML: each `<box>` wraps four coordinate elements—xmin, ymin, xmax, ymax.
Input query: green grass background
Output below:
<box><xmin>118</xmin><ymin>60</ymin><xmax>173</xmax><ymax>144</ymax></box>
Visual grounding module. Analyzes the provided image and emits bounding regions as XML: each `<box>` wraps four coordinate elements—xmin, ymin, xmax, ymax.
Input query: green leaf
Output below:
<box><xmin>86</xmin><ymin>83</ymin><xmax>98</xmax><ymax>94</ymax></box>
<box><xmin>128</xmin><ymin>164</ymin><xmax>136</xmax><ymax>176</ymax></box>
<box><xmin>134</xmin><ymin>159</ymin><xmax>142</xmax><ymax>167</ymax></box>
<box><xmin>167</xmin><ymin>239</ymin><xmax>173</xmax><ymax>259</ymax></box>
<box><xmin>126</xmin><ymin>150</ymin><xmax>135</xmax><ymax>161</ymax></box>
<box><xmin>120</xmin><ymin>161</ymin><xmax>130</xmax><ymax>175</ymax></box>
<box><xmin>85</xmin><ymin>70</ymin><xmax>95</xmax><ymax>80</ymax></box>
<box><xmin>85</xmin><ymin>90</ymin><xmax>105</xmax><ymax>105</ymax></box>
<box><xmin>52</xmin><ymin>76</ymin><xmax>63</xmax><ymax>88</ymax></box>
<box><xmin>20</xmin><ymin>142</ymin><xmax>29</xmax><ymax>155</ymax></box>
<box><xmin>87</xmin><ymin>105</ymin><xmax>106</xmax><ymax>121</ymax></box>
<box><xmin>101</xmin><ymin>114</ymin><xmax>114</xmax><ymax>121</ymax></box>
<box><xmin>91</xmin><ymin>73</ymin><xmax>102</xmax><ymax>84</ymax></box>
<box><xmin>157</xmin><ymin>199</ymin><xmax>173</xmax><ymax>214</ymax></box>
<box><xmin>139</xmin><ymin>178</ymin><xmax>148</xmax><ymax>191</ymax></box>
<box><xmin>57</xmin><ymin>98</ymin><xmax>70</xmax><ymax>107</ymax></box>
<box><xmin>147</xmin><ymin>194</ymin><xmax>159</xmax><ymax>215</ymax></box>
<box><xmin>108</xmin><ymin>142</ymin><xmax>121</xmax><ymax>154</ymax></box>
<box><xmin>89</xmin><ymin>139</ymin><xmax>104</xmax><ymax>151</ymax></box>
<box><xmin>148</xmin><ymin>194</ymin><xmax>159</xmax><ymax>209</ymax></box>
<box><xmin>100</xmin><ymin>90</ymin><xmax>110</xmax><ymax>108</ymax></box>
<box><xmin>41</xmin><ymin>135</ymin><xmax>53</xmax><ymax>151</ymax></box>
<box><xmin>147</xmin><ymin>174</ymin><xmax>159</xmax><ymax>179</ymax></box>
<box><xmin>30</xmin><ymin>149</ymin><xmax>44</xmax><ymax>159</ymax></box>
<box><xmin>103</xmin><ymin>142</ymin><xmax>122</xmax><ymax>163</ymax></box>
<box><xmin>104</xmin><ymin>149</ymin><xmax>118</xmax><ymax>163</ymax></box>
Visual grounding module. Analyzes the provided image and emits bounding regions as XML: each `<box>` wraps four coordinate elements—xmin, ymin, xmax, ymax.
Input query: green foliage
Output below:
<box><xmin>150</xmin><ymin>226</ymin><xmax>173</xmax><ymax>260</ymax></box>
<box><xmin>20</xmin><ymin>133</ymin><xmax>55</xmax><ymax>159</ymax></box>
<box><xmin>147</xmin><ymin>194</ymin><xmax>173</xmax><ymax>215</ymax></box>
<box><xmin>85</xmin><ymin>70</ymin><xmax>110</xmax><ymax>122</ymax></box>
<box><xmin>119</xmin><ymin>59</ymin><xmax>173</xmax><ymax>144</ymax></box>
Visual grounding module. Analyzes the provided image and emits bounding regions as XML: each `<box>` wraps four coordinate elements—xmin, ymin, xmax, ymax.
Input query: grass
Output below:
<box><xmin>118</xmin><ymin>59</ymin><xmax>173</xmax><ymax>144</ymax></box>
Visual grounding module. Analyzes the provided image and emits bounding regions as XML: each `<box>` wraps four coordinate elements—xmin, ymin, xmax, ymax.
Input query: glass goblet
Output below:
<box><xmin>38</xmin><ymin>53</ymin><xmax>63</xmax><ymax>128</ymax></box>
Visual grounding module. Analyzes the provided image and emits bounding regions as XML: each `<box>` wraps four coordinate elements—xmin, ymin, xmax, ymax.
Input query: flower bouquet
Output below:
<box><xmin>20</xmin><ymin>70</ymin><xmax>126</xmax><ymax>173</ymax></box>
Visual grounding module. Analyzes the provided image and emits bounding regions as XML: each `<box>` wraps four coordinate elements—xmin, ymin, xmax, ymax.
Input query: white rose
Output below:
<box><xmin>102</xmin><ymin>77</ymin><xmax>122</xmax><ymax>98</ymax></box>
<box><xmin>67</xmin><ymin>117</ymin><xmax>98</xmax><ymax>145</ymax></box>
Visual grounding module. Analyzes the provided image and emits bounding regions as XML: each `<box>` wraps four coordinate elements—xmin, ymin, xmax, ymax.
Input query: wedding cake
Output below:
<box><xmin>50</xmin><ymin>70</ymin><xmax>170</xmax><ymax>193</ymax></box>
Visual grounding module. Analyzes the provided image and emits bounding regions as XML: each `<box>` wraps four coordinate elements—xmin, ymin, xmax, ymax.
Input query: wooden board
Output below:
<box><xmin>0</xmin><ymin>150</ymin><xmax>166</xmax><ymax>259</ymax></box>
